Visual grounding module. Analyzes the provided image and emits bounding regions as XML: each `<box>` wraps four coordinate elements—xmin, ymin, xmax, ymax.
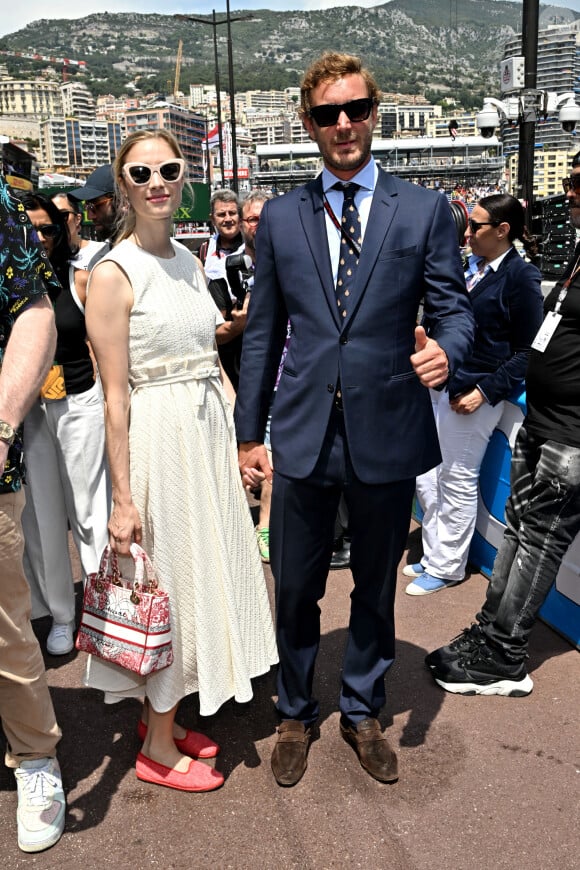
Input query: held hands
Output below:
<box><xmin>450</xmin><ymin>388</ymin><xmax>486</xmax><ymax>415</ymax></box>
<box><xmin>238</xmin><ymin>441</ymin><xmax>273</xmax><ymax>490</ymax></box>
<box><xmin>410</xmin><ymin>326</ymin><xmax>450</xmax><ymax>389</ymax></box>
<box><xmin>108</xmin><ymin>500</ymin><xmax>142</xmax><ymax>555</ymax></box>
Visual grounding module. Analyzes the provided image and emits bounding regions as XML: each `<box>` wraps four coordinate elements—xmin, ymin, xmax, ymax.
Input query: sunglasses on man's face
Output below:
<box><xmin>308</xmin><ymin>98</ymin><xmax>375</xmax><ymax>128</ymax></box>
<box><xmin>86</xmin><ymin>196</ymin><xmax>113</xmax><ymax>214</ymax></box>
<box><xmin>34</xmin><ymin>223</ymin><xmax>61</xmax><ymax>239</ymax></box>
<box><xmin>122</xmin><ymin>159</ymin><xmax>185</xmax><ymax>186</ymax></box>
<box><xmin>562</xmin><ymin>175</ymin><xmax>580</xmax><ymax>194</ymax></box>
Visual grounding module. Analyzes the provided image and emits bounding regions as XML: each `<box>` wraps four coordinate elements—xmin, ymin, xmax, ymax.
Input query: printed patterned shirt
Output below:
<box><xmin>0</xmin><ymin>173</ymin><xmax>61</xmax><ymax>492</ymax></box>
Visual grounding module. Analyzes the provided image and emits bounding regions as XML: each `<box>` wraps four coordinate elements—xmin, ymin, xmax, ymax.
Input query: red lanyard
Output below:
<box><xmin>323</xmin><ymin>195</ymin><xmax>362</xmax><ymax>258</ymax></box>
<box><xmin>555</xmin><ymin>255</ymin><xmax>580</xmax><ymax>314</ymax></box>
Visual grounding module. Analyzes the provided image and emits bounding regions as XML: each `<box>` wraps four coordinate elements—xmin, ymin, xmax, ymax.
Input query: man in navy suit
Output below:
<box><xmin>235</xmin><ymin>52</ymin><xmax>474</xmax><ymax>787</ymax></box>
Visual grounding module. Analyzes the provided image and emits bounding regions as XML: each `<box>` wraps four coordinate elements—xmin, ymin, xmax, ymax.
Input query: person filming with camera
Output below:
<box><xmin>214</xmin><ymin>191</ymin><xmax>271</xmax><ymax>390</ymax></box>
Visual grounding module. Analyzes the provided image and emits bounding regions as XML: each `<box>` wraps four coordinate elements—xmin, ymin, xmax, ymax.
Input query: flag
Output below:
<box><xmin>202</xmin><ymin>124</ymin><xmax>220</xmax><ymax>151</ymax></box>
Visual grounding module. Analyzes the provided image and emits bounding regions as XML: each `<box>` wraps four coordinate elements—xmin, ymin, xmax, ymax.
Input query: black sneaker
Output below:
<box><xmin>425</xmin><ymin>624</ymin><xmax>485</xmax><ymax>670</ymax></box>
<box><xmin>431</xmin><ymin>643</ymin><xmax>533</xmax><ymax>697</ymax></box>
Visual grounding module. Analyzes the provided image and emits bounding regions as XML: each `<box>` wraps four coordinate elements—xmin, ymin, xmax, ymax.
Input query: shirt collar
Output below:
<box><xmin>322</xmin><ymin>158</ymin><xmax>377</xmax><ymax>195</ymax></box>
<box><xmin>465</xmin><ymin>247</ymin><xmax>511</xmax><ymax>276</ymax></box>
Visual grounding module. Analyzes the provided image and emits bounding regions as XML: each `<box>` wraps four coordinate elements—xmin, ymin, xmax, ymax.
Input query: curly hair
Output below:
<box><xmin>299</xmin><ymin>52</ymin><xmax>382</xmax><ymax>118</ymax></box>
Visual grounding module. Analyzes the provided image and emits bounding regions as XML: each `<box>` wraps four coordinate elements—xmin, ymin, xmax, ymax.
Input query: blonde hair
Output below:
<box><xmin>113</xmin><ymin>129</ymin><xmax>189</xmax><ymax>243</ymax></box>
<box><xmin>299</xmin><ymin>52</ymin><xmax>382</xmax><ymax>119</ymax></box>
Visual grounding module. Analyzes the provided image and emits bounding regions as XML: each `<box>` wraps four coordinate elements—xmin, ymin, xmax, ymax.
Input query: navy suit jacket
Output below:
<box><xmin>235</xmin><ymin>170</ymin><xmax>475</xmax><ymax>484</ymax></box>
<box><xmin>449</xmin><ymin>247</ymin><xmax>544</xmax><ymax>406</ymax></box>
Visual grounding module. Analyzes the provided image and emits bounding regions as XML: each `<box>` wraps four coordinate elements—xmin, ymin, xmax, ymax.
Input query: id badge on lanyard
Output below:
<box><xmin>531</xmin><ymin>258</ymin><xmax>580</xmax><ymax>353</ymax></box>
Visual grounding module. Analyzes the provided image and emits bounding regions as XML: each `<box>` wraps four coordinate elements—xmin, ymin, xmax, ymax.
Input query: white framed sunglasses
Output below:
<box><xmin>122</xmin><ymin>158</ymin><xmax>186</xmax><ymax>186</ymax></box>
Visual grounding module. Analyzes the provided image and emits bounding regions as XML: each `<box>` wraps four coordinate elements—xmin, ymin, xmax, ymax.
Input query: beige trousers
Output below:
<box><xmin>0</xmin><ymin>488</ymin><xmax>61</xmax><ymax>767</ymax></box>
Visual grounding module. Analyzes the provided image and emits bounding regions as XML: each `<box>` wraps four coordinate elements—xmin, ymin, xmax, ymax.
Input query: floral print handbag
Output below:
<box><xmin>76</xmin><ymin>544</ymin><xmax>173</xmax><ymax>675</ymax></box>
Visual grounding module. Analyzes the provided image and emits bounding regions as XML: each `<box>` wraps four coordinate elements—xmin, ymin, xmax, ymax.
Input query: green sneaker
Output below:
<box><xmin>256</xmin><ymin>527</ymin><xmax>270</xmax><ymax>563</ymax></box>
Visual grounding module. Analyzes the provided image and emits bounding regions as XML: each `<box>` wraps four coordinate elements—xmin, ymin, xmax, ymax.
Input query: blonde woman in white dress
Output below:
<box><xmin>85</xmin><ymin>130</ymin><xmax>277</xmax><ymax>793</ymax></box>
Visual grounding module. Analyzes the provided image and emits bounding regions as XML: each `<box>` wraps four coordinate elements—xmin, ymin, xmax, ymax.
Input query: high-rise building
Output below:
<box><xmin>60</xmin><ymin>81</ymin><xmax>96</xmax><ymax>121</ymax></box>
<box><xmin>501</xmin><ymin>22</ymin><xmax>580</xmax><ymax>196</ymax></box>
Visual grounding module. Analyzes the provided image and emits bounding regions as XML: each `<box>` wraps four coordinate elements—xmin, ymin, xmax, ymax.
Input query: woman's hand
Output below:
<box><xmin>108</xmin><ymin>501</ymin><xmax>142</xmax><ymax>555</ymax></box>
<box><xmin>450</xmin><ymin>388</ymin><xmax>486</xmax><ymax>415</ymax></box>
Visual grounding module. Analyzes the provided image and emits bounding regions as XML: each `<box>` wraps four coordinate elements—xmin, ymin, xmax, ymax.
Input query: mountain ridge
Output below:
<box><xmin>0</xmin><ymin>2</ymin><xmax>577</xmax><ymax>108</ymax></box>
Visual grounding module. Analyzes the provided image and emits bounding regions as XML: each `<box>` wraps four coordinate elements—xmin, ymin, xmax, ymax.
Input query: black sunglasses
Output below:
<box><xmin>308</xmin><ymin>98</ymin><xmax>375</xmax><ymax>128</ymax></box>
<box><xmin>562</xmin><ymin>175</ymin><xmax>580</xmax><ymax>194</ymax></box>
<box><xmin>468</xmin><ymin>218</ymin><xmax>499</xmax><ymax>234</ymax></box>
<box><xmin>123</xmin><ymin>159</ymin><xmax>185</xmax><ymax>186</ymax></box>
<box><xmin>34</xmin><ymin>223</ymin><xmax>61</xmax><ymax>239</ymax></box>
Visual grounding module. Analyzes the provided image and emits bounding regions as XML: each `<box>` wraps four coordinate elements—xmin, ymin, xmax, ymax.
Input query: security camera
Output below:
<box><xmin>559</xmin><ymin>102</ymin><xmax>580</xmax><ymax>133</ymax></box>
<box><xmin>476</xmin><ymin>106</ymin><xmax>500</xmax><ymax>139</ymax></box>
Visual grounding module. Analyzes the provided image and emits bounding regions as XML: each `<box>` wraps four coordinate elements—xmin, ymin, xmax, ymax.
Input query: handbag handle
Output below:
<box><xmin>96</xmin><ymin>546</ymin><xmax>121</xmax><ymax>584</ymax></box>
<box><xmin>129</xmin><ymin>543</ymin><xmax>159</xmax><ymax>593</ymax></box>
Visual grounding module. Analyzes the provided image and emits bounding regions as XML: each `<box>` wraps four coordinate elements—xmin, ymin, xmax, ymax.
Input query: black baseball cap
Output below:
<box><xmin>572</xmin><ymin>151</ymin><xmax>580</xmax><ymax>168</ymax></box>
<box><xmin>69</xmin><ymin>164</ymin><xmax>115</xmax><ymax>201</ymax></box>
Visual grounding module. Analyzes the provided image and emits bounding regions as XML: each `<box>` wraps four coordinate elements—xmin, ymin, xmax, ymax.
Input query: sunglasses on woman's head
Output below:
<box><xmin>122</xmin><ymin>159</ymin><xmax>185</xmax><ymax>186</ymax></box>
<box><xmin>307</xmin><ymin>98</ymin><xmax>375</xmax><ymax>128</ymax></box>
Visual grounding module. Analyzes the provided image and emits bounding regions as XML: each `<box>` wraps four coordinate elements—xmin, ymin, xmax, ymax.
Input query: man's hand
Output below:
<box><xmin>410</xmin><ymin>325</ymin><xmax>450</xmax><ymax>389</ymax></box>
<box><xmin>238</xmin><ymin>441</ymin><xmax>273</xmax><ymax>489</ymax></box>
<box><xmin>450</xmin><ymin>388</ymin><xmax>486</xmax><ymax>415</ymax></box>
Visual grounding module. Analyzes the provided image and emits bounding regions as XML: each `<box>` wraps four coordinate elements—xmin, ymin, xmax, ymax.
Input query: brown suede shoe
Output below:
<box><xmin>340</xmin><ymin>717</ymin><xmax>398</xmax><ymax>783</ymax></box>
<box><xmin>271</xmin><ymin>720</ymin><xmax>311</xmax><ymax>787</ymax></box>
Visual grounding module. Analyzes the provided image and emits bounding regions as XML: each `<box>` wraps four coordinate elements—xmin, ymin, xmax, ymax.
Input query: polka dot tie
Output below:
<box><xmin>334</xmin><ymin>182</ymin><xmax>361</xmax><ymax>320</ymax></box>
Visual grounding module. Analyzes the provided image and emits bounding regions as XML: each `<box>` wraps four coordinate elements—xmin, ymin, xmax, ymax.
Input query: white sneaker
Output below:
<box><xmin>15</xmin><ymin>757</ymin><xmax>65</xmax><ymax>853</ymax></box>
<box><xmin>46</xmin><ymin>621</ymin><xmax>75</xmax><ymax>656</ymax></box>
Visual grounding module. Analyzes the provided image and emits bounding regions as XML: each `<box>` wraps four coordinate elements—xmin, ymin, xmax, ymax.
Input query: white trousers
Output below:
<box><xmin>21</xmin><ymin>380</ymin><xmax>111</xmax><ymax>623</ymax></box>
<box><xmin>415</xmin><ymin>389</ymin><xmax>504</xmax><ymax>583</ymax></box>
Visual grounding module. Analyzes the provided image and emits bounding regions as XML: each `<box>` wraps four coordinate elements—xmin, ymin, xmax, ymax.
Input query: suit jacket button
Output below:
<box><xmin>327</xmin><ymin>384</ymin><xmax>334</xmax><ymax>393</ymax></box>
<box><xmin>340</xmin><ymin>336</ymin><xmax>348</xmax><ymax>345</ymax></box>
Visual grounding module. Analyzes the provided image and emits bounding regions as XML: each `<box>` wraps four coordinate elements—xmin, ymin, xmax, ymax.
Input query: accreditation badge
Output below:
<box><xmin>531</xmin><ymin>311</ymin><xmax>562</xmax><ymax>353</ymax></box>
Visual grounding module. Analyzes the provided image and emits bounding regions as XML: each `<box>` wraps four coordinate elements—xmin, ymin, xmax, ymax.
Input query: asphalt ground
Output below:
<box><xmin>1</xmin><ymin>519</ymin><xmax>578</xmax><ymax>869</ymax></box>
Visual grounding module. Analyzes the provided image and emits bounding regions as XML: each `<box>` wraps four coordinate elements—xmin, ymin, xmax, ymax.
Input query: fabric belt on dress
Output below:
<box><xmin>131</xmin><ymin>359</ymin><xmax>221</xmax><ymax>406</ymax></box>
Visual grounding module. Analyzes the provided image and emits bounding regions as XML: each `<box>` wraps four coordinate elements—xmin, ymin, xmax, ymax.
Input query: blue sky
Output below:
<box><xmin>0</xmin><ymin>1</ymin><xmax>578</xmax><ymax>39</ymax></box>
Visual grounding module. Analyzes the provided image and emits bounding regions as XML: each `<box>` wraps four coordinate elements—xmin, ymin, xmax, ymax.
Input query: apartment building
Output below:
<box><xmin>0</xmin><ymin>78</ymin><xmax>62</xmax><ymax>119</ymax></box>
<box><xmin>378</xmin><ymin>103</ymin><xmax>442</xmax><ymax>138</ymax></box>
<box><xmin>39</xmin><ymin>117</ymin><xmax>122</xmax><ymax>173</ymax></box>
<box><xmin>60</xmin><ymin>81</ymin><xmax>96</xmax><ymax>121</ymax></box>
<box><xmin>426</xmin><ymin>112</ymin><xmax>479</xmax><ymax>139</ymax></box>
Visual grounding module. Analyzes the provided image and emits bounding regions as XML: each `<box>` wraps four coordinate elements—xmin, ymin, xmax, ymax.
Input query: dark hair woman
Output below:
<box><xmin>408</xmin><ymin>194</ymin><xmax>545</xmax><ymax>595</ymax></box>
<box><xmin>19</xmin><ymin>191</ymin><xmax>110</xmax><ymax>656</ymax></box>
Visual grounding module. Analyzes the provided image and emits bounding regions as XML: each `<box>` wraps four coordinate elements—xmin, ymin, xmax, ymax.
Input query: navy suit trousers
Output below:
<box><xmin>270</xmin><ymin>405</ymin><xmax>415</xmax><ymax>726</ymax></box>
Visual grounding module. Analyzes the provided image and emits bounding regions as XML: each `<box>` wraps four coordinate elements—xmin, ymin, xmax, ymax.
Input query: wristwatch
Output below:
<box><xmin>0</xmin><ymin>421</ymin><xmax>16</xmax><ymax>446</ymax></box>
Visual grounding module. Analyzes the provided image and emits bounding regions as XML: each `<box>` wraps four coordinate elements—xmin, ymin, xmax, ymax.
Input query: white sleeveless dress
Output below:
<box><xmin>85</xmin><ymin>239</ymin><xmax>277</xmax><ymax>716</ymax></box>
